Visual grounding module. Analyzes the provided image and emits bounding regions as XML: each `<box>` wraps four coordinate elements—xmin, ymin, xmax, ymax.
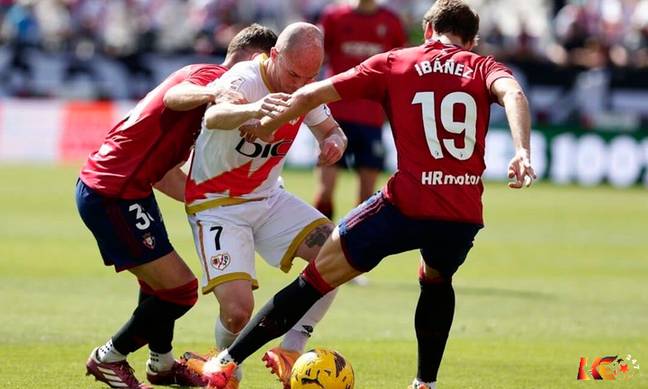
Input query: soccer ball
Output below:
<box><xmin>290</xmin><ymin>348</ymin><xmax>354</xmax><ymax>389</ymax></box>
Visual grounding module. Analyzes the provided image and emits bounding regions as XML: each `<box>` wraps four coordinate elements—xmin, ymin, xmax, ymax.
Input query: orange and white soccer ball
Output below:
<box><xmin>290</xmin><ymin>348</ymin><xmax>354</xmax><ymax>389</ymax></box>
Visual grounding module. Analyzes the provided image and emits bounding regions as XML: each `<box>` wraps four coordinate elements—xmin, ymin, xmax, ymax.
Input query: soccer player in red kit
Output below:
<box><xmin>198</xmin><ymin>2</ymin><xmax>536</xmax><ymax>389</ymax></box>
<box><xmin>315</xmin><ymin>0</ymin><xmax>406</xmax><ymax>221</ymax></box>
<box><xmin>75</xmin><ymin>25</ymin><xmax>276</xmax><ymax>389</ymax></box>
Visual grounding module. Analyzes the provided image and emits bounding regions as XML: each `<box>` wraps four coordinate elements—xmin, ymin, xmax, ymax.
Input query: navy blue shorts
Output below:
<box><xmin>336</xmin><ymin>120</ymin><xmax>384</xmax><ymax>171</ymax></box>
<box><xmin>75</xmin><ymin>179</ymin><xmax>174</xmax><ymax>272</ymax></box>
<box><xmin>338</xmin><ymin>192</ymin><xmax>482</xmax><ymax>278</ymax></box>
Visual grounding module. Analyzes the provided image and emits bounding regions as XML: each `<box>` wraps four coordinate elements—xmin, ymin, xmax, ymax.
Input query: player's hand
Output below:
<box><xmin>239</xmin><ymin>120</ymin><xmax>274</xmax><ymax>143</ymax></box>
<box><xmin>256</xmin><ymin>93</ymin><xmax>291</xmax><ymax>119</ymax></box>
<box><xmin>317</xmin><ymin>133</ymin><xmax>345</xmax><ymax>166</ymax></box>
<box><xmin>211</xmin><ymin>88</ymin><xmax>245</xmax><ymax>105</ymax></box>
<box><xmin>507</xmin><ymin>149</ymin><xmax>536</xmax><ymax>188</ymax></box>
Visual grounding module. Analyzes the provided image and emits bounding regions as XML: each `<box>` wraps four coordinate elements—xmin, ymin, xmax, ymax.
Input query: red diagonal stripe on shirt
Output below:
<box><xmin>185</xmin><ymin>119</ymin><xmax>305</xmax><ymax>204</ymax></box>
<box><xmin>185</xmin><ymin>156</ymin><xmax>282</xmax><ymax>203</ymax></box>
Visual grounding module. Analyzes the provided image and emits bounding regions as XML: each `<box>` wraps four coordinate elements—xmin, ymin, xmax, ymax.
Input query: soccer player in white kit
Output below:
<box><xmin>184</xmin><ymin>22</ymin><xmax>347</xmax><ymax>389</ymax></box>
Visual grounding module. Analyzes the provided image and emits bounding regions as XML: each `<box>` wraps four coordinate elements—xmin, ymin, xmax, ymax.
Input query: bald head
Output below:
<box><xmin>268</xmin><ymin>22</ymin><xmax>325</xmax><ymax>93</ymax></box>
<box><xmin>276</xmin><ymin>22</ymin><xmax>324</xmax><ymax>55</ymax></box>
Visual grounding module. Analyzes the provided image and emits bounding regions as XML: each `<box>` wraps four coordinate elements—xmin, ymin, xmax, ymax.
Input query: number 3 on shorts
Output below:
<box><xmin>128</xmin><ymin>203</ymin><xmax>155</xmax><ymax>230</ymax></box>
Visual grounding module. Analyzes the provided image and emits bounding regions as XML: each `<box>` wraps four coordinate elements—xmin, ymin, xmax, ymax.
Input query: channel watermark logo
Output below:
<box><xmin>577</xmin><ymin>354</ymin><xmax>640</xmax><ymax>380</ymax></box>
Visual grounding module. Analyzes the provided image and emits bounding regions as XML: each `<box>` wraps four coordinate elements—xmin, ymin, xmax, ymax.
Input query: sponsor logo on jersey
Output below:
<box><xmin>235</xmin><ymin>138</ymin><xmax>292</xmax><ymax>158</ymax></box>
<box><xmin>341</xmin><ymin>41</ymin><xmax>384</xmax><ymax>58</ymax></box>
<box><xmin>142</xmin><ymin>233</ymin><xmax>156</xmax><ymax>249</ymax></box>
<box><xmin>211</xmin><ymin>253</ymin><xmax>231</xmax><ymax>271</ymax></box>
<box><xmin>421</xmin><ymin>171</ymin><xmax>481</xmax><ymax>185</ymax></box>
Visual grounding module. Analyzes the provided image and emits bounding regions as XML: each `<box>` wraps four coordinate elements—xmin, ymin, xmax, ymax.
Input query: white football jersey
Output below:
<box><xmin>186</xmin><ymin>55</ymin><xmax>330</xmax><ymax>207</ymax></box>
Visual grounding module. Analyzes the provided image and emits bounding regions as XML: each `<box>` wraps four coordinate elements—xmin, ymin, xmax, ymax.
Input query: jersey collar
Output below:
<box><xmin>425</xmin><ymin>38</ymin><xmax>463</xmax><ymax>50</ymax></box>
<box><xmin>257</xmin><ymin>54</ymin><xmax>275</xmax><ymax>93</ymax></box>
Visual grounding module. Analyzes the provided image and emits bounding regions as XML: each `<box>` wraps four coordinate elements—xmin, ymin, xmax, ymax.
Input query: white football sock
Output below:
<box><xmin>147</xmin><ymin>350</ymin><xmax>175</xmax><ymax>372</ymax></box>
<box><xmin>214</xmin><ymin>318</ymin><xmax>243</xmax><ymax>381</ymax></box>
<box><xmin>413</xmin><ymin>378</ymin><xmax>436</xmax><ymax>389</ymax></box>
<box><xmin>204</xmin><ymin>349</ymin><xmax>236</xmax><ymax>374</ymax></box>
<box><xmin>96</xmin><ymin>339</ymin><xmax>126</xmax><ymax>363</ymax></box>
<box><xmin>280</xmin><ymin>288</ymin><xmax>338</xmax><ymax>352</ymax></box>
<box><xmin>215</xmin><ymin>317</ymin><xmax>239</xmax><ymax>349</ymax></box>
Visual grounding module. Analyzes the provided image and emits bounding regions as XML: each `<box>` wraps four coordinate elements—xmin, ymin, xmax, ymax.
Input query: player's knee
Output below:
<box><xmin>220</xmin><ymin>304</ymin><xmax>253</xmax><ymax>333</ymax></box>
<box><xmin>418</xmin><ymin>265</ymin><xmax>452</xmax><ymax>286</ymax></box>
<box><xmin>219</xmin><ymin>294</ymin><xmax>254</xmax><ymax>333</ymax></box>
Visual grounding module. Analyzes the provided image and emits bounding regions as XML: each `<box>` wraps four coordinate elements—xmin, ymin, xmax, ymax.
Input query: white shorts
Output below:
<box><xmin>188</xmin><ymin>189</ymin><xmax>329</xmax><ymax>294</ymax></box>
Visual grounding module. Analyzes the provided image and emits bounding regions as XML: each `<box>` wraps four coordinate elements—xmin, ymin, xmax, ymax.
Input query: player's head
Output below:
<box><xmin>422</xmin><ymin>0</ymin><xmax>480</xmax><ymax>49</ymax></box>
<box><xmin>223</xmin><ymin>24</ymin><xmax>277</xmax><ymax>68</ymax></box>
<box><xmin>268</xmin><ymin>22</ymin><xmax>324</xmax><ymax>93</ymax></box>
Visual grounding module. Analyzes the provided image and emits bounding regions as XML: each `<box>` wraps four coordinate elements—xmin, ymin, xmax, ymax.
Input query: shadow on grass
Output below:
<box><xmin>456</xmin><ymin>286</ymin><xmax>554</xmax><ymax>300</ymax></box>
<box><xmin>345</xmin><ymin>281</ymin><xmax>554</xmax><ymax>300</ymax></box>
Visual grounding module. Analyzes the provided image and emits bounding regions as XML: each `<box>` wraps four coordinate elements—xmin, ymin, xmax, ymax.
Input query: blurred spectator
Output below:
<box><xmin>1</xmin><ymin>0</ymin><xmax>40</xmax><ymax>95</ymax></box>
<box><xmin>1</xmin><ymin>0</ymin><xmax>648</xmax><ymax>128</ymax></box>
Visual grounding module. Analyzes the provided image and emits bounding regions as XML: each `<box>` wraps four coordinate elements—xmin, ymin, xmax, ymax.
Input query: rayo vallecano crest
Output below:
<box><xmin>211</xmin><ymin>253</ymin><xmax>231</xmax><ymax>270</ymax></box>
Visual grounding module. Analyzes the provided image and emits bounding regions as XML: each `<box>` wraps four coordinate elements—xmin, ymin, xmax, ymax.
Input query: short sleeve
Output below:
<box><xmin>206</xmin><ymin>63</ymin><xmax>258</xmax><ymax>102</ymax></box>
<box><xmin>483</xmin><ymin>57</ymin><xmax>513</xmax><ymax>91</ymax></box>
<box><xmin>331</xmin><ymin>52</ymin><xmax>391</xmax><ymax>102</ymax></box>
<box><xmin>303</xmin><ymin>104</ymin><xmax>332</xmax><ymax>127</ymax></box>
<box><xmin>185</xmin><ymin>66</ymin><xmax>226</xmax><ymax>87</ymax></box>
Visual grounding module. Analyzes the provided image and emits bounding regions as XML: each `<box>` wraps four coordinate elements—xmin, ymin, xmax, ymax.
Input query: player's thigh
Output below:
<box><xmin>129</xmin><ymin>250</ymin><xmax>195</xmax><ymax>290</ymax></box>
<box><xmin>316</xmin><ymin>165</ymin><xmax>339</xmax><ymax>195</ymax></box>
<box><xmin>419</xmin><ymin>222</ymin><xmax>482</xmax><ymax>279</ymax></box>
<box><xmin>356</xmin><ymin>167</ymin><xmax>380</xmax><ymax>200</ymax></box>
<box><xmin>314</xmin><ymin>227</ymin><xmax>363</xmax><ymax>288</ymax></box>
<box><xmin>337</xmin><ymin>191</ymin><xmax>421</xmax><ymax>273</ymax></box>
<box><xmin>75</xmin><ymin>179</ymin><xmax>177</xmax><ymax>273</ymax></box>
<box><xmin>188</xmin><ymin>211</ymin><xmax>257</xmax><ymax>295</ymax></box>
<box><xmin>212</xmin><ymin>279</ymin><xmax>254</xmax><ymax>320</ymax></box>
<box><xmin>254</xmin><ymin>190</ymin><xmax>330</xmax><ymax>271</ymax></box>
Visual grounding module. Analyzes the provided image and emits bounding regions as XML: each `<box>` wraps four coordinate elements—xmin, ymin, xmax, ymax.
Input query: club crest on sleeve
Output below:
<box><xmin>211</xmin><ymin>253</ymin><xmax>231</xmax><ymax>270</ymax></box>
<box><xmin>142</xmin><ymin>233</ymin><xmax>156</xmax><ymax>249</ymax></box>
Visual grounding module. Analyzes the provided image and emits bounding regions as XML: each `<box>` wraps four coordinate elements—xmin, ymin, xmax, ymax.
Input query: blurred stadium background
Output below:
<box><xmin>0</xmin><ymin>1</ymin><xmax>647</xmax><ymax>388</ymax></box>
<box><xmin>1</xmin><ymin>0</ymin><xmax>648</xmax><ymax>186</ymax></box>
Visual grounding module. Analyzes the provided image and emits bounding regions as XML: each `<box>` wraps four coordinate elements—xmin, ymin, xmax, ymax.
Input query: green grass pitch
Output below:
<box><xmin>0</xmin><ymin>165</ymin><xmax>646</xmax><ymax>388</ymax></box>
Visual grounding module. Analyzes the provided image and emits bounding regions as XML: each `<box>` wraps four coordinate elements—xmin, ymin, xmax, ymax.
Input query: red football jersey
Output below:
<box><xmin>320</xmin><ymin>4</ymin><xmax>406</xmax><ymax>127</ymax></box>
<box><xmin>80</xmin><ymin>64</ymin><xmax>227</xmax><ymax>199</ymax></box>
<box><xmin>331</xmin><ymin>40</ymin><xmax>513</xmax><ymax>224</ymax></box>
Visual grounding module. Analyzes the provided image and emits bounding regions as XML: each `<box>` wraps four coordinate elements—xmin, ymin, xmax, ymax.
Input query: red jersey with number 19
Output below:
<box><xmin>80</xmin><ymin>64</ymin><xmax>227</xmax><ymax>199</ymax></box>
<box><xmin>331</xmin><ymin>40</ymin><xmax>513</xmax><ymax>224</ymax></box>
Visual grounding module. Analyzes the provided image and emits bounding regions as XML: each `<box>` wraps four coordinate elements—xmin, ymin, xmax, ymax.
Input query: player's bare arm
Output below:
<box><xmin>203</xmin><ymin>92</ymin><xmax>290</xmax><ymax>130</ymax></box>
<box><xmin>153</xmin><ymin>162</ymin><xmax>187</xmax><ymax>202</ymax></box>
<box><xmin>491</xmin><ymin>77</ymin><xmax>537</xmax><ymax>189</ymax></box>
<box><xmin>253</xmin><ymin>80</ymin><xmax>342</xmax><ymax>140</ymax></box>
<box><xmin>308</xmin><ymin>117</ymin><xmax>347</xmax><ymax>166</ymax></box>
<box><xmin>164</xmin><ymin>82</ymin><xmax>224</xmax><ymax>111</ymax></box>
